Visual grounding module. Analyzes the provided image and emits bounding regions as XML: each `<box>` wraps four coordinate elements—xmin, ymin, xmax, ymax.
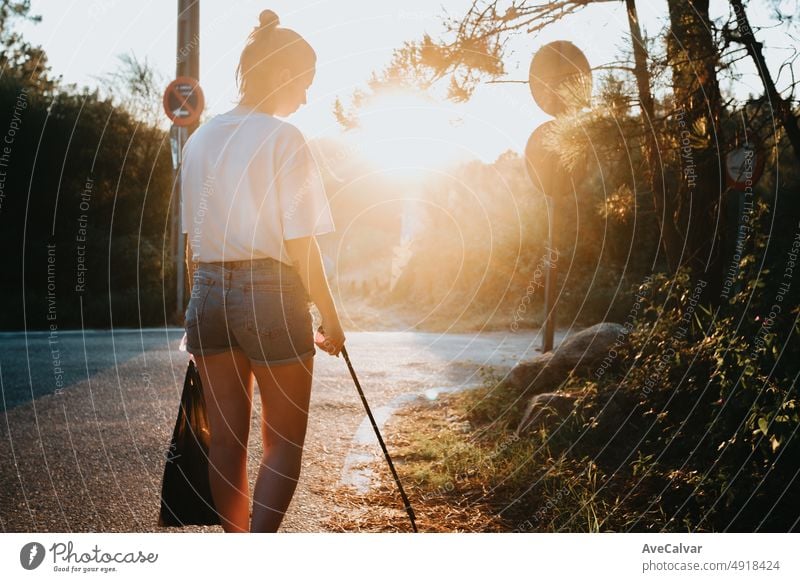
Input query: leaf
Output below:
<box><xmin>757</xmin><ymin>417</ymin><xmax>769</xmax><ymax>435</ymax></box>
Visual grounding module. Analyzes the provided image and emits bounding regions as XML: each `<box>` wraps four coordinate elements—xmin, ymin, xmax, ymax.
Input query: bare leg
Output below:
<box><xmin>250</xmin><ymin>356</ymin><xmax>314</xmax><ymax>532</ymax></box>
<box><xmin>194</xmin><ymin>349</ymin><xmax>254</xmax><ymax>533</ymax></box>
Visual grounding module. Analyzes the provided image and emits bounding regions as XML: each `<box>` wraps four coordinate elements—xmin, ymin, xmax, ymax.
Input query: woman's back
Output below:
<box><xmin>181</xmin><ymin>105</ymin><xmax>334</xmax><ymax>265</ymax></box>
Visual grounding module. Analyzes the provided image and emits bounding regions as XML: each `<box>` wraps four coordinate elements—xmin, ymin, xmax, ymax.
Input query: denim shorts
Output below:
<box><xmin>184</xmin><ymin>257</ymin><xmax>316</xmax><ymax>366</ymax></box>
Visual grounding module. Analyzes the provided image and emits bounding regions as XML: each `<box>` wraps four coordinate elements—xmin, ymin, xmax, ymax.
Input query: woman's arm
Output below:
<box><xmin>284</xmin><ymin>235</ymin><xmax>345</xmax><ymax>355</ymax></box>
<box><xmin>185</xmin><ymin>236</ymin><xmax>196</xmax><ymax>296</ymax></box>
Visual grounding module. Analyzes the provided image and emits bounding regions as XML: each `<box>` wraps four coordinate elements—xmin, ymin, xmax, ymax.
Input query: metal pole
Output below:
<box><xmin>174</xmin><ymin>0</ymin><xmax>200</xmax><ymax>319</ymax></box>
<box><xmin>542</xmin><ymin>195</ymin><xmax>556</xmax><ymax>353</ymax></box>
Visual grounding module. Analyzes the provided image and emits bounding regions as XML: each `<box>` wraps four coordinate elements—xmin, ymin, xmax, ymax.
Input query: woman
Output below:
<box><xmin>179</xmin><ymin>9</ymin><xmax>345</xmax><ymax>533</ymax></box>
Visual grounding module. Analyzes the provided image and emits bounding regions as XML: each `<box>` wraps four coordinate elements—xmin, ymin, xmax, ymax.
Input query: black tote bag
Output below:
<box><xmin>158</xmin><ymin>358</ymin><xmax>221</xmax><ymax>526</ymax></box>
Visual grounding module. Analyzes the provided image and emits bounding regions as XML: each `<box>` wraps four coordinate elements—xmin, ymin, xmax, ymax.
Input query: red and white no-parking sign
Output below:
<box><xmin>725</xmin><ymin>144</ymin><xmax>764</xmax><ymax>190</ymax></box>
<box><xmin>163</xmin><ymin>76</ymin><xmax>204</xmax><ymax>127</ymax></box>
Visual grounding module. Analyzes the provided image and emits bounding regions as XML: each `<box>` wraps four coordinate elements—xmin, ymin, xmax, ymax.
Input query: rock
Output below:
<box><xmin>516</xmin><ymin>392</ymin><xmax>578</xmax><ymax>435</ymax></box>
<box><xmin>509</xmin><ymin>322</ymin><xmax>626</xmax><ymax>395</ymax></box>
<box><xmin>508</xmin><ymin>350</ymin><xmax>559</xmax><ymax>394</ymax></box>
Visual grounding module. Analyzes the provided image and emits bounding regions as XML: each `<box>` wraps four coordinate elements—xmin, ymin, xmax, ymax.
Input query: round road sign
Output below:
<box><xmin>163</xmin><ymin>76</ymin><xmax>205</xmax><ymax>127</ymax></box>
<box><xmin>525</xmin><ymin>121</ymin><xmax>561</xmax><ymax>194</ymax></box>
<box><xmin>529</xmin><ymin>41</ymin><xmax>592</xmax><ymax>116</ymax></box>
<box><xmin>725</xmin><ymin>143</ymin><xmax>764</xmax><ymax>190</ymax></box>
<box><xmin>525</xmin><ymin>121</ymin><xmax>586</xmax><ymax>196</ymax></box>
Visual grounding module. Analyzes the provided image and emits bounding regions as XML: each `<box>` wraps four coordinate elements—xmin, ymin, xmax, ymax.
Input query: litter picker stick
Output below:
<box><xmin>340</xmin><ymin>344</ymin><xmax>418</xmax><ymax>532</ymax></box>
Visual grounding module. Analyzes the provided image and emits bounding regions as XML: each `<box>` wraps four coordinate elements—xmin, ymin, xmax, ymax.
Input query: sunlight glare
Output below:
<box><xmin>348</xmin><ymin>90</ymin><xmax>466</xmax><ymax>177</ymax></box>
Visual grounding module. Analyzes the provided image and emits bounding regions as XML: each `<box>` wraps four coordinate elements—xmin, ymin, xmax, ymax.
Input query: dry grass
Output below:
<box><xmin>322</xmin><ymin>396</ymin><xmax>509</xmax><ymax>533</ymax></box>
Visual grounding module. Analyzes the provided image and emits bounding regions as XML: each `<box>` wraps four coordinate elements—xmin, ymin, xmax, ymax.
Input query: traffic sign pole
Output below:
<box><xmin>172</xmin><ymin>0</ymin><xmax>200</xmax><ymax>323</ymax></box>
<box><xmin>542</xmin><ymin>196</ymin><xmax>557</xmax><ymax>352</ymax></box>
<box><xmin>164</xmin><ymin>75</ymin><xmax>204</xmax><ymax>323</ymax></box>
<box><xmin>524</xmin><ymin>41</ymin><xmax>591</xmax><ymax>353</ymax></box>
<box><xmin>525</xmin><ymin>121</ymin><xmax>564</xmax><ymax>353</ymax></box>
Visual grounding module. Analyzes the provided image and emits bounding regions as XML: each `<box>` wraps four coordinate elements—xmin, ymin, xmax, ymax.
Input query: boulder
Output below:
<box><xmin>509</xmin><ymin>322</ymin><xmax>626</xmax><ymax>395</ymax></box>
<box><xmin>516</xmin><ymin>392</ymin><xmax>579</xmax><ymax>435</ymax></box>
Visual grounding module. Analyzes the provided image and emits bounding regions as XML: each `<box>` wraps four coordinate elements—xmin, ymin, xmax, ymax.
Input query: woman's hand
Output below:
<box><xmin>314</xmin><ymin>320</ymin><xmax>345</xmax><ymax>356</ymax></box>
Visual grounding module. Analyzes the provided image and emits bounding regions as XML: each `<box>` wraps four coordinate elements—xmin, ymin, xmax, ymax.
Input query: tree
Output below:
<box><xmin>98</xmin><ymin>52</ymin><xmax>166</xmax><ymax>128</ymax></box>
<box><xmin>0</xmin><ymin>3</ymin><xmax>176</xmax><ymax>329</ymax></box>
<box><xmin>725</xmin><ymin>0</ymin><xmax>800</xmax><ymax>162</ymax></box>
<box><xmin>0</xmin><ymin>0</ymin><xmax>54</xmax><ymax>95</ymax></box>
<box><xmin>624</xmin><ymin>0</ymin><xmax>682</xmax><ymax>270</ymax></box>
<box><xmin>665</xmin><ymin>0</ymin><xmax>724</xmax><ymax>289</ymax></box>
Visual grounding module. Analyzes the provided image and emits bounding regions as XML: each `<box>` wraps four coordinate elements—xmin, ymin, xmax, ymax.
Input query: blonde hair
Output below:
<box><xmin>236</xmin><ymin>10</ymin><xmax>316</xmax><ymax>107</ymax></box>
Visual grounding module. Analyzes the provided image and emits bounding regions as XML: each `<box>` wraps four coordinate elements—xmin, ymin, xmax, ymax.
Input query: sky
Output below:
<box><xmin>18</xmin><ymin>0</ymin><xmax>798</xmax><ymax>164</ymax></box>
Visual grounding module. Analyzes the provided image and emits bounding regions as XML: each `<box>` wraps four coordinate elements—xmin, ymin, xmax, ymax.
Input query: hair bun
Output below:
<box><xmin>258</xmin><ymin>9</ymin><xmax>279</xmax><ymax>30</ymax></box>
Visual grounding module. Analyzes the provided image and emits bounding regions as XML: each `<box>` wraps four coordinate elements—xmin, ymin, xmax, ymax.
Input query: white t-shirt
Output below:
<box><xmin>180</xmin><ymin>105</ymin><xmax>335</xmax><ymax>264</ymax></box>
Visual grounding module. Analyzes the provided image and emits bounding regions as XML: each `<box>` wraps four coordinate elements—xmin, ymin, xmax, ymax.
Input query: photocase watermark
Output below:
<box><xmin>639</xmin><ymin>278</ymin><xmax>707</xmax><ymax>396</ymax></box>
<box><xmin>188</xmin><ymin>174</ymin><xmax>215</xmax><ymax>296</ymax></box>
<box><xmin>484</xmin><ymin>77</ymin><xmax>538</xmax><ymax>120</ymax></box>
<box><xmin>720</xmin><ymin>151</ymin><xmax>756</xmax><ymax>300</ymax></box>
<box><xmin>87</xmin><ymin>0</ymin><xmax>122</xmax><ymax>22</ymax></box>
<box><xmin>282</xmin><ymin>163</ymin><xmax>317</xmax><ymax>224</ymax></box>
<box><xmin>674</xmin><ymin>278</ymin><xmax>707</xmax><ymax>339</ymax></box>
<box><xmin>732</xmin><ymin>0</ymin><xmax>753</xmax><ymax>37</ymax></box>
<box><xmin>594</xmin><ymin>274</ymin><xmax>654</xmax><ymax>380</ymax></box>
<box><xmin>177</xmin><ymin>32</ymin><xmax>200</xmax><ymax>66</ymax></box>
<box><xmin>176</xmin><ymin>12</ymin><xmax>231</xmax><ymax>66</ymax></box>
<box><xmin>22</xmin><ymin>540</ymin><xmax>159</xmax><ymax>574</ymax></box>
<box><xmin>675</xmin><ymin>106</ymin><xmax>697</xmax><ymax>191</ymax></box>
<box><xmin>19</xmin><ymin>542</ymin><xmax>46</xmax><ymax>570</ymax></box>
<box><xmin>141</xmin><ymin>367</ymin><xmax>171</xmax><ymax>435</ymax></box>
<box><xmin>74</xmin><ymin>176</ymin><xmax>94</xmax><ymax>294</ymax></box>
<box><xmin>510</xmin><ymin>246</ymin><xmax>558</xmax><ymax>332</ymax></box>
<box><xmin>390</xmin><ymin>240</ymin><xmax>412</xmax><ymax>292</ymax></box>
<box><xmin>744</xmin><ymin>220</ymin><xmax>800</xmax><ymax>371</ymax></box>
<box><xmin>511</xmin><ymin>464</ymin><xmax>598</xmax><ymax>531</ymax></box>
<box><xmin>46</xmin><ymin>243</ymin><xmax>65</xmax><ymax>396</ymax></box>
<box><xmin>396</xmin><ymin>9</ymin><xmax>440</xmax><ymax>21</ymax></box>
<box><xmin>512</xmin><ymin>483</ymin><xmax>570</xmax><ymax>532</ymax></box>
<box><xmin>164</xmin><ymin>437</ymin><xmax>181</xmax><ymax>464</ymax></box>
<box><xmin>318</xmin><ymin>139</ymin><xmax>364</xmax><ymax>176</ymax></box>
<box><xmin>0</xmin><ymin>87</ymin><xmax>28</xmax><ymax>216</ymax></box>
<box><xmin>282</xmin><ymin>140</ymin><xmax>362</xmax><ymax>225</ymax></box>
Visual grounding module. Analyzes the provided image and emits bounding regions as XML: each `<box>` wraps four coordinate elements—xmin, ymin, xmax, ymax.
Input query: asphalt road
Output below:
<box><xmin>0</xmin><ymin>327</ymin><xmax>554</xmax><ymax>532</ymax></box>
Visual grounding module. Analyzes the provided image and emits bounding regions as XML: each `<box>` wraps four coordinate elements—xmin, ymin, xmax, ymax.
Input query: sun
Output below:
<box><xmin>344</xmin><ymin>89</ymin><xmax>466</xmax><ymax>177</ymax></box>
